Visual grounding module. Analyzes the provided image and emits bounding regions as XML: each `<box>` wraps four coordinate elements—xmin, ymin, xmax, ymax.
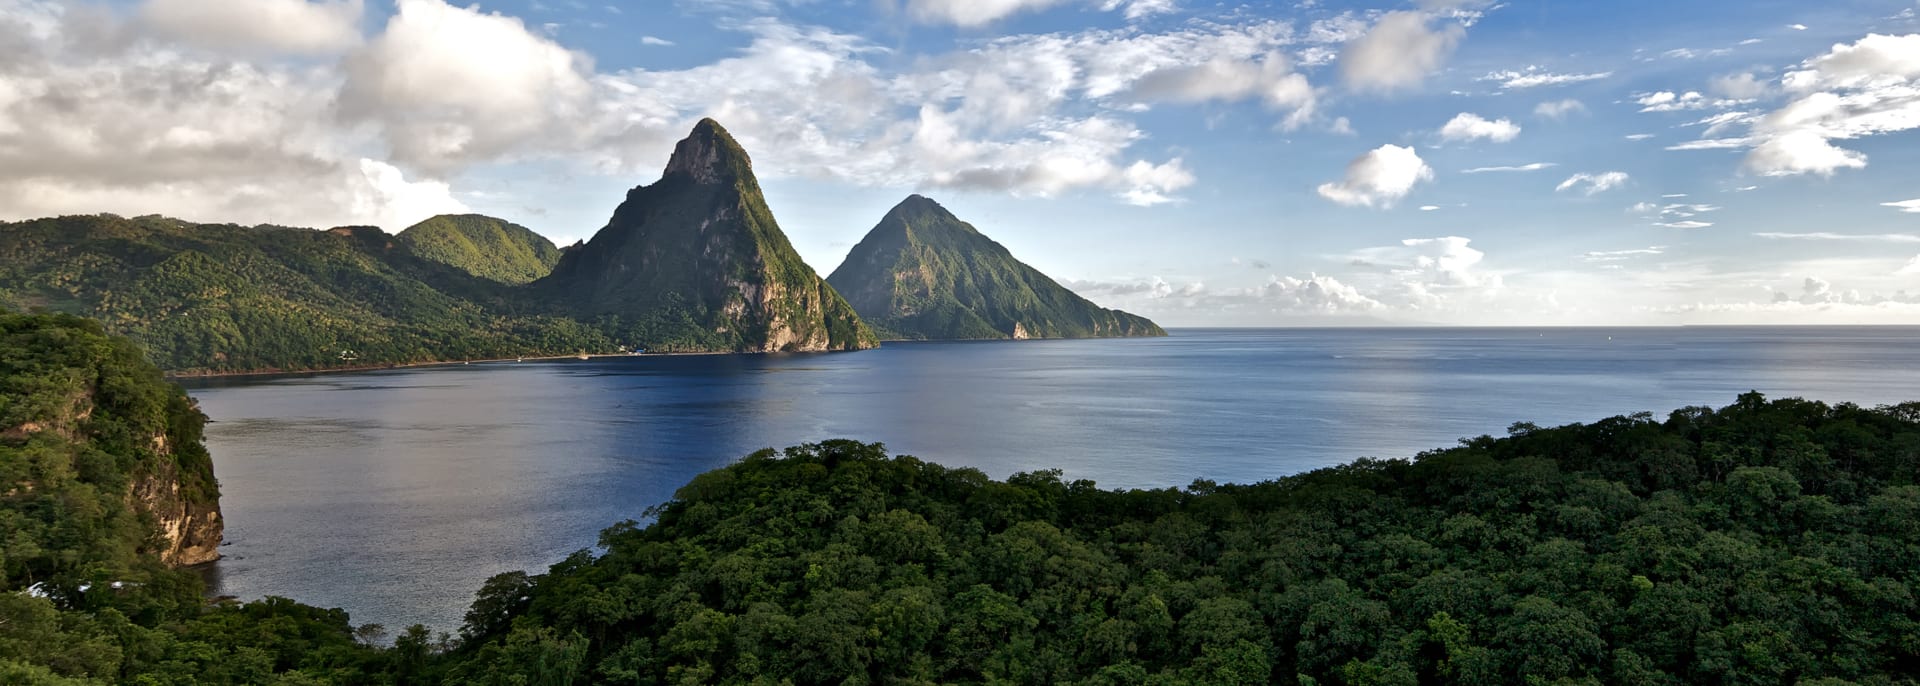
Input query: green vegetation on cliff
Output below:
<box><xmin>0</xmin><ymin>312</ymin><xmax>405</xmax><ymax>685</ymax></box>
<box><xmin>826</xmin><ymin>195</ymin><xmax>1164</xmax><ymax>340</ymax></box>
<box><xmin>0</xmin><ymin>214</ymin><xmax>615</xmax><ymax>373</ymax></box>
<box><xmin>395</xmin><ymin>214</ymin><xmax>564</xmax><ymax>286</ymax></box>
<box><xmin>538</xmin><ymin>119</ymin><xmax>876</xmax><ymax>353</ymax></box>
<box><xmin>0</xmin><ymin>119</ymin><xmax>877</xmax><ymax>372</ymax></box>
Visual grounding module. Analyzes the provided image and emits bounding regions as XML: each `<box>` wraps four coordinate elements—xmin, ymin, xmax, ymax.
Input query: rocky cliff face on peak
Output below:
<box><xmin>826</xmin><ymin>195</ymin><xmax>1165</xmax><ymax>341</ymax></box>
<box><xmin>538</xmin><ymin>119</ymin><xmax>876</xmax><ymax>352</ymax></box>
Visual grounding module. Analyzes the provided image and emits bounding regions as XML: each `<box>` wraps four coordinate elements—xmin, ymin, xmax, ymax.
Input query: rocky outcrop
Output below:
<box><xmin>0</xmin><ymin>313</ymin><xmax>225</xmax><ymax>576</ymax></box>
<box><xmin>130</xmin><ymin>434</ymin><xmax>224</xmax><ymax>567</ymax></box>
<box><xmin>537</xmin><ymin>119</ymin><xmax>876</xmax><ymax>352</ymax></box>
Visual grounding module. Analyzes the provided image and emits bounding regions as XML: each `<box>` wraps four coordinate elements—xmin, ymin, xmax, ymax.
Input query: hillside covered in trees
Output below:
<box><xmin>443</xmin><ymin>396</ymin><xmax>1920</xmax><ymax>685</ymax></box>
<box><xmin>0</xmin><ymin>120</ymin><xmax>882</xmax><ymax>374</ymax></box>
<box><xmin>0</xmin><ymin>215</ymin><xmax>617</xmax><ymax>374</ymax></box>
<box><xmin>6</xmin><ymin>313</ymin><xmax>1920</xmax><ymax>684</ymax></box>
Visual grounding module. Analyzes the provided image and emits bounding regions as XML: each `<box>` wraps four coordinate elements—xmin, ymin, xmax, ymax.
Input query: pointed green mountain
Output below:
<box><xmin>826</xmin><ymin>195</ymin><xmax>1165</xmax><ymax>340</ymax></box>
<box><xmin>537</xmin><ymin>119</ymin><xmax>876</xmax><ymax>352</ymax></box>
<box><xmin>396</xmin><ymin>214</ymin><xmax>562</xmax><ymax>285</ymax></box>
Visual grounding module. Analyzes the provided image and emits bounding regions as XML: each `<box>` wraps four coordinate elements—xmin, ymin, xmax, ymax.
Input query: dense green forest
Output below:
<box><xmin>0</xmin><ymin>313</ymin><xmax>406</xmax><ymax>684</ymax></box>
<box><xmin>0</xmin><ymin>214</ymin><xmax>620</xmax><ymax>373</ymax></box>
<box><xmin>9</xmin><ymin>310</ymin><xmax>1920</xmax><ymax>683</ymax></box>
<box><xmin>826</xmin><ymin>195</ymin><xmax>1164</xmax><ymax>341</ymax></box>
<box><xmin>394</xmin><ymin>214</ymin><xmax>565</xmax><ymax>286</ymax></box>
<box><xmin>446</xmin><ymin>397</ymin><xmax>1920</xmax><ymax>685</ymax></box>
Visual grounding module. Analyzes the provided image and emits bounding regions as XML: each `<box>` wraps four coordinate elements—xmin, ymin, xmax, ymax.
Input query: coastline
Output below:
<box><xmin>163</xmin><ymin>350</ymin><xmax>745</xmax><ymax>380</ymax></box>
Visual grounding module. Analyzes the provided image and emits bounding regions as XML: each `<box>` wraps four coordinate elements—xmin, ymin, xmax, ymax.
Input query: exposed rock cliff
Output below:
<box><xmin>0</xmin><ymin>313</ymin><xmax>224</xmax><ymax>585</ymax></box>
<box><xmin>537</xmin><ymin>119</ymin><xmax>876</xmax><ymax>352</ymax></box>
<box><xmin>826</xmin><ymin>195</ymin><xmax>1166</xmax><ymax>340</ymax></box>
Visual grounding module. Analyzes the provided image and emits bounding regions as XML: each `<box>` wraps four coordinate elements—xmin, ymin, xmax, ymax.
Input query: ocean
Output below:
<box><xmin>184</xmin><ymin>327</ymin><xmax>1920</xmax><ymax>634</ymax></box>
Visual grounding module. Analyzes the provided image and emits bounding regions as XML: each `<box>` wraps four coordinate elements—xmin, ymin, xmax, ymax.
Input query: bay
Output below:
<box><xmin>185</xmin><ymin>327</ymin><xmax>1920</xmax><ymax>635</ymax></box>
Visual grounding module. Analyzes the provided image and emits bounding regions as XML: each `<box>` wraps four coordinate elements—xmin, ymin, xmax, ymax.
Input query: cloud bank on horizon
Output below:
<box><xmin>2</xmin><ymin>0</ymin><xmax>1920</xmax><ymax>325</ymax></box>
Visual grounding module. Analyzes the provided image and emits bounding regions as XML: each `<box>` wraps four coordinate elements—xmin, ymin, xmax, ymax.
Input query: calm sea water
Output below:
<box><xmin>185</xmin><ymin>327</ymin><xmax>1920</xmax><ymax>634</ymax></box>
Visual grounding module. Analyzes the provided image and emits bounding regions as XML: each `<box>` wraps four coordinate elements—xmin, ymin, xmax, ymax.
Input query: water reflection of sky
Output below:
<box><xmin>185</xmin><ymin>327</ymin><xmax>1920</xmax><ymax>635</ymax></box>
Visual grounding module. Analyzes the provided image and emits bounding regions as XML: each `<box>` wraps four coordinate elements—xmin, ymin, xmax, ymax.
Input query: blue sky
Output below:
<box><xmin>3</xmin><ymin>0</ymin><xmax>1920</xmax><ymax>324</ymax></box>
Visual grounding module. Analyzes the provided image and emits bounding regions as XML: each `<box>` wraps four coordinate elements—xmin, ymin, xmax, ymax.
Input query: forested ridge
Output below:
<box><xmin>825</xmin><ymin>195</ymin><xmax>1164</xmax><ymax>341</ymax></box>
<box><xmin>0</xmin><ymin>214</ymin><xmax>618</xmax><ymax>374</ymax></box>
<box><xmin>6</xmin><ymin>311</ymin><xmax>1920</xmax><ymax>684</ymax></box>
<box><xmin>444</xmin><ymin>396</ymin><xmax>1920</xmax><ymax>685</ymax></box>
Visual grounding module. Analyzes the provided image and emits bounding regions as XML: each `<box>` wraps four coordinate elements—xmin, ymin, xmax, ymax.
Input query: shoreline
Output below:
<box><xmin>162</xmin><ymin>350</ymin><xmax>745</xmax><ymax>380</ymax></box>
<box><xmin>161</xmin><ymin>333</ymin><xmax>1176</xmax><ymax>380</ymax></box>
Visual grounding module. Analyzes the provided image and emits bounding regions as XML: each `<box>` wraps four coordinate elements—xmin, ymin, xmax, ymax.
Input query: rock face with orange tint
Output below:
<box><xmin>537</xmin><ymin>119</ymin><xmax>876</xmax><ymax>353</ymax></box>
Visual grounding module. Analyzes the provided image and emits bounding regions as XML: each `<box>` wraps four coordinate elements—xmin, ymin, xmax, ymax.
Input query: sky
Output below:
<box><xmin>3</xmin><ymin>0</ymin><xmax>1920</xmax><ymax>325</ymax></box>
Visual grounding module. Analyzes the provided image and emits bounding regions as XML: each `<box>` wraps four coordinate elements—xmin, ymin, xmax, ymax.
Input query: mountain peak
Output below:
<box><xmin>664</xmin><ymin>118</ymin><xmax>752</xmax><ymax>184</ymax></box>
<box><xmin>827</xmin><ymin>198</ymin><xmax>1165</xmax><ymax>341</ymax></box>
<box><xmin>883</xmin><ymin>194</ymin><xmax>966</xmax><ymax>234</ymax></box>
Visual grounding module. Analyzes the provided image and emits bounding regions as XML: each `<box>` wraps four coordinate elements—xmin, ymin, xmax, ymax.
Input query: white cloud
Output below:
<box><xmin>1790</xmin><ymin>24</ymin><xmax>1809</xmax><ymax>31</ymax></box>
<box><xmin>1745</xmin><ymin>129</ymin><xmax>1868</xmax><ymax>176</ymax></box>
<box><xmin>1340</xmin><ymin>11</ymin><xmax>1465</xmax><ymax>93</ymax></box>
<box><xmin>1711</xmin><ymin>71</ymin><xmax>1770</xmax><ymax>99</ymax></box>
<box><xmin>1556</xmin><ymin>171</ymin><xmax>1630</xmax><ymax>195</ymax></box>
<box><xmin>640</xmin><ymin>36</ymin><xmax>674</xmax><ymax>46</ymax></box>
<box><xmin>1438</xmin><ymin>112</ymin><xmax>1521</xmax><ymax>142</ymax></box>
<box><xmin>1349</xmin><ymin>236</ymin><xmax>1502</xmax><ymax>309</ymax></box>
<box><xmin>1258</xmin><ymin>274</ymin><xmax>1386</xmax><ymax>312</ymax></box>
<box><xmin>1625</xmin><ymin>133</ymin><xmax>1656</xmax><ymax>141</ymax></box>
<box><xmin>338</xmin><ymin>0</ymin><xmax>594</xmax><ymax>176</ymax></box>
<box><xmin>5</xmin><ymin>0</ymin><xmax>1275</xmax><ymax>220</ymax></box>
<box><xmin>1885</xmin><ymin>198</ymin><xmax>1920</xmax><ymax>213</ymax></box>
<box><xmin>1478</xmin><ymin>67</ymin><xmax>1611</xmax><ymax>89</ymax></box>
<box><xmin>1664</xmin><ymin>34</ymin><xmax>1920</xmax><ymax>177</ymax></box>
<box><xmin>899</xmin><ymin>0</ymin><xmax>1173</xmax><ymax>27</ymax></box>
<box><xmin>1420</xmin><ymin>205</ymin><xmax>1440</xmax><ymax>211</ymax></box>
<box><xmin>1584</xmin><ymin>247</ymin><xmax>1664</xmax><ymax>262</ymax></box>
<box><xmin>1901</xmin><ymin>255</ymin><xmax>1920</xmax><ymax>274</ymax></box>
<box><xmin>1129</xmin><ymin>53</ymin><xmax>1316</xmax><ymax>128</ymax></box>
<box><xmin>1755</xmin><ymin>232</ymin><xmax>1920</xmax><ymax>243</ymax></box>
<box><xmin>1316</xmin><ymin>144</ymin><xmax>1433</xmax><ymax>208</ymax></box>
<box><xmin>1655</xmin><ymin>220</ymin><xmax>1713</xmax><ymax>229</ymax></box>
<box><xmin>350</xmin><ymin>159</ymin><xmax>470</xmax><ymax>228</ymax></box>
<box><xmin>140</xmin><ymin>0</ymin><xmax>364</xmax><ymax>55</ymax></box>
<box><xmin>1461</xmin><ymin>162</ymin><xmax>1555</xmax><ymax>173</ymax></box>
<box><xmin>1534</xmin><ymin>99</ymin><xmax>1586</xmax><ymax>119</ymax></box>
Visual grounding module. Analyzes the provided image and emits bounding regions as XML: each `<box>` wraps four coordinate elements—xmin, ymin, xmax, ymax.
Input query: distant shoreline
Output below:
<box><xmin>162</xmin><ymin>350</ymin><xmax>738</xmax><ymax>381</ymax></box>
<box><xmin>161</xmin><ymin>334</ymin><xmax>1176</xmax><ymax>380</ymax></box>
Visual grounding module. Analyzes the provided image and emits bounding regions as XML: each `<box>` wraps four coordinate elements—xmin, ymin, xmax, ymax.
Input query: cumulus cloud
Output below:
<box><xmin>1258</xmin><ymin>274</ymin><xmax>1385</xmax><ymax>312</ymax></box>
<box><xmin>1664</xmin><ymin>34</ymin><xmax>1920</xmax><ymax>177</ymax></box>
<box><xmin>1711</xmin><ymin>71</ymin><xmax>1771</xmax><ymax>99</ymax></box>
<box><xmin>1556</xmin><ymin>172</ymin><xmax>1630</xmax><ymax>195</ymax></box>
<box><xmin>1340</xmin><ymin>11</ymin><xmax>1465</xmax><ymax>93</ymax></box>
<box><xmin>1902</xmin><ymin>255</ymin><xmax>1920</xmax><ymax>274</ymax></box>
<box><xmin>140</xmin><ymin>0</ymin><xmax>364</xmax><ymax>55</ymax></box>
<box><xmin>337</xmin><ymin>0</ymin><xmax>594</xmax><ymax>176</ymax></box>
<box><xmin>1347</xmin><ymin>236</ymin><xmax>1503</xmax><ymax>309</ymax></box>
<box><xmin>1534</xmin><ymin>99</ymin><xmax>1586</xmax><ymax>119</ymax></box>
<box><xmin>1438</xmin><ymin>112</ymin><xmax>1520</xmax><ymax>142</ymax></box>
<box><xmin>1129</xmin><ymin>53</ymin><xmax>1316</xmax><ymax>128</ymax></box>
<box><xmin>1478</xmin><ymin>67</ymin><xmax>1611</xmax><ymax>89</ymax></box>
<box><xmin>1316</xmin><ymin>144</ymin><xmax>1433</xmax><ymax>208</ymax></box>
<box><xmin>2</xmin><ymin>0</ymin><xmax>1284</xmax><ymax>226</ymax></box>
<box><xmin>1886</xmin><ymin>198</ymin><xmax>1920</xmax><ymax>213</ymax></box>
